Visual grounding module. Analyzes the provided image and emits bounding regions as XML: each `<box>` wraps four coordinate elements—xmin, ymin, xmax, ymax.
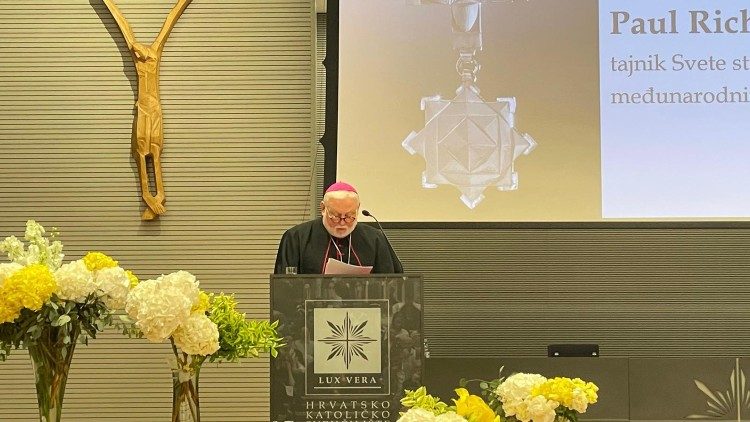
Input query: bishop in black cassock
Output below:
<box><xmin>273</xmin><ymin>182</ymin><xmax>402</xmax><ymax>274</ymax></box>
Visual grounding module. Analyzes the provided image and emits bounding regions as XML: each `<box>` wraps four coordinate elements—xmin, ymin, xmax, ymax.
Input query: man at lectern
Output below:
<box><xmin>274</xmin><ymin>181</ymin><xmax>402</xmax><ymax>274</ymax></box>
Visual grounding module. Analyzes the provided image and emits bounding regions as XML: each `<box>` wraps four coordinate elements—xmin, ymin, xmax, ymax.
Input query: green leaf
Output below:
<box><xmin>56</xmin><ymin>315</ymin><xmax>71</xmax><ymax>327</ymax></box>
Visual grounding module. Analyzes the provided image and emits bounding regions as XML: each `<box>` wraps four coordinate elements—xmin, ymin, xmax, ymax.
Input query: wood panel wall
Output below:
<box><xmin>0</xmin><ymin>1</ymin><xmax>315</xmax><ymax>420</ymax></box>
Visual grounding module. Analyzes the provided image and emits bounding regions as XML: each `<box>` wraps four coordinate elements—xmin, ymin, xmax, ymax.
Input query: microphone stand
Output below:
<box><xmin>362</xmin><ymin>210</ymin><xmax>404</xmax><ymax>273</ymax></box>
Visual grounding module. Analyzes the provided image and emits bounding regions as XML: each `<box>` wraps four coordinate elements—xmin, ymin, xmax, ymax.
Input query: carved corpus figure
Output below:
<box><xmin>103</xmin><ymin>0</ymin><xmax>192</xmax><ymax>220</ymax></box>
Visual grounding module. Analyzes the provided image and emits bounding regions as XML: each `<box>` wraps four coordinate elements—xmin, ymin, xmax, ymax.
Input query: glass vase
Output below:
<box><xmin>172</xmin><ymin>365</ymin><xmax>201</xmax><ymax>422</ymax></box>
<box><xmin>27</xmin><ymin>326</ymin><xmax>80</xmax><ymax>422</ymax></box>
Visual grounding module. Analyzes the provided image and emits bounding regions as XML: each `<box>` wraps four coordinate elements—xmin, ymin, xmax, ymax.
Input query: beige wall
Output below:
<box><xmin>0</xmin><ymin>0</ymin><xmax>315</xmax><ymax>420</ymax></box>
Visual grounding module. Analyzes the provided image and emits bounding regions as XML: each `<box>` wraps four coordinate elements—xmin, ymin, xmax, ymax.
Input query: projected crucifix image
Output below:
<box><xmin>402</xmin><ymin>0</ymin><xmax>537</xmax><ymax>209</ymax></box>
<box><xmin>103</xmin><ymin>0</ymin><xmax>192</xmax><ymax>220</ymax></box>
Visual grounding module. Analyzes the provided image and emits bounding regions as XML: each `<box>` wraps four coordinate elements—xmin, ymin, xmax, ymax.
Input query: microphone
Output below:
<box><xmin>362</xmin><ymin>210</ymin><xmax>404</xmax><ymax>273</ymax></box>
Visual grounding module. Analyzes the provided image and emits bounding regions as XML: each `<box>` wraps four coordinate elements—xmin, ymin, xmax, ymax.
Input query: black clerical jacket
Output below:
<box><xmin>274</xmin><ymin>218</ymin><xmax>402</xmax><ymax>274</ymax></box>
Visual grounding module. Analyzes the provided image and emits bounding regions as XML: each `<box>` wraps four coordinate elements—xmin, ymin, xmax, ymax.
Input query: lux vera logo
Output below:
<box><xmin>314</xmin><ymin>308</ymin><xmax>381</xmax><ymax>374</ymax></box>
<box><xmin>318</xmin><ymin>312</ymin><xmax>378</xmax><ymax>370</ymax></box>
<box><xmin>305</xmin><ymin>300</ymin><xmax>390</xmax><ymax>396</ymax></box>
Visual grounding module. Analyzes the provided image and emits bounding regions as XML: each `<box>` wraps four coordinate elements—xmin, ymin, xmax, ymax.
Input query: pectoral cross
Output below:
<box><xmin>103</xmin><ymin>0</ymin><xmax>192</xmax><ymax>220</ymax></box>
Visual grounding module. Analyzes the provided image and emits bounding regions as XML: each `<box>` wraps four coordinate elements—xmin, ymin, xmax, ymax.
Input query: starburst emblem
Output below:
<box><xmin>686</xmin><ymin>363</ymin><xmax>750</xmax><ymax>418</ymax></box>
<box><xmin>318</xmin><ymin>312</ymin><xmax>377</xmax><ymax>369</ymax></box>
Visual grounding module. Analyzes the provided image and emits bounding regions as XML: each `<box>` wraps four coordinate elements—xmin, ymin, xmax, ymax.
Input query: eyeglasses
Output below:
<box><xmin>324</xmin><ymin>208</ymin><xmax>357</xmax><ymax>224</ymax></box>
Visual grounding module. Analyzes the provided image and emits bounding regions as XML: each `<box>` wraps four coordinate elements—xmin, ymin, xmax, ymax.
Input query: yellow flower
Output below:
<box><xmin>532</xmin><ymin>377</ymin><xmax>599</xmax><ymax>410</ymax></box>
<box><xmin>125</xmin><ymin>270</ymin><xmax>139</xmax><ymax>289</ymax></box>
<box><xmin>0</xmin><ymin>292</ymin><xmax>21</xmax><ymax>324</ymax></box>
<box><xmin>453</xmin><ymin>388</ymin><xmax>500</xmax><ymax>422</ymax></box>
<box><xmin>578</xmin><ymin>379</ymin><xmax>599</xmax><ymax>404</ymax></box>
<box><xmin>401</xmin><ymin>386</ymin><xmax>451</xmax><ymax>415</ymax></box>
<box><xmin>82</xmin><ymin>252</ymin><xmax>118</xmax><ymax>272</ymax></box>
<box><xmin>0</xmin><ymin>264</ymin><xmax>56</xmax><ymax>323</ymax></box>
<box><xmin>192</xmin><ymin>291</ymin><xmax>211</xmax><ymax>313</ymax></box>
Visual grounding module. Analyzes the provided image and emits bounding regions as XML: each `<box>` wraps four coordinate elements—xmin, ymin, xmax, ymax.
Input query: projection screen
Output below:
<box><xmin>337</xmin><ymin>0</ymin><xmax>750</xmax><ymax>222</ymax></box>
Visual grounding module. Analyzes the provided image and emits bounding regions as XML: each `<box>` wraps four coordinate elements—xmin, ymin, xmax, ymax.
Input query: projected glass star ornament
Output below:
<box><xmin>402</xmin><ymin>83</ymin><xmax>536</xmax><ymax>209</ymax></box>
<box><xmin>404</xmin><ymin>0</ymin><xmax>537</xmax><ymax>209</ymax></box>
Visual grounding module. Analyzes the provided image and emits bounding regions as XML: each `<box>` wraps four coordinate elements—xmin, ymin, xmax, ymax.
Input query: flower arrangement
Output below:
<box><xmin>122</xmin><ymin>270</ymin><xmax>283</xmax><ymax>422</ymax></box>
<box><xmin>399</xmin><ymin>368</ymin><xmax>599</xmax><ymax>422</ymax></box>
<box><xmin>0</xmin><ymin>220</ymin><xmax>136</xmax><ymax>421</ymax></box>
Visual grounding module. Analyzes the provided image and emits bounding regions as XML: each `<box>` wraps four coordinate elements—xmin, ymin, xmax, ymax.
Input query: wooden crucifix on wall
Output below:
<box><xmin>103</xmin><ymin>0</ymin><xmax>192</xmax><ymax>220</ymax></box>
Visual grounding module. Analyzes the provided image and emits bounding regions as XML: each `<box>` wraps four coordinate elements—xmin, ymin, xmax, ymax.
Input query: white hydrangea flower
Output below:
<box><xmin>94</xmin><ymin>266</ymin><xmax>131</xmax><ymax>310</ymax></box>
<box><xmin>435</xmin><ymin>411</ymin><xmax>468</xmax><ymax>422</ymax></box>
<box><xmin>0</xmin><ymin>262</ymin><xmax>23</xmax><ymax>287</ymax></box>
<box><xmin>23</xmin><ymin>221</ymin><xmax>47</xmax><ymax>266</ymax></box>
<box><xmin>496</xmin><ymin>373</ymin><xmax>548</xmax><ymax>417</ymax></box>
<box><xmin>125</xmin><ymin>271</ymin><xmax>200</xmax><ymax>342</ymax></box>
<box><xmin>397</xmin><ymin>408</ymin><xmax>437</xmax><ymax>422</ymax></box>
<box><xmin>524</xmin><ymin>395</ymin><xmax>558</xmax><ymax>422</ymax></box>
<box><xmin>1</xmin><ymin>221</ymin><xmax>64</xmax><ymax>269</ymax></box>
<box><xmin>0</xmin><ymin>236</ymin><xmax>24</xmax><ymax>263</ymax></box>
<box><xmin>24</xmin><ymin>219</ymin><xmax>46</xmax><ymax>242</ymax></box>
<box><xmin>48</xmin><ymin>240</ymin><xmax>64</xmax><ymax>269</ymax></box>
<box><xmin>54</xmin><ymin>259</ymin><xmax>96</xmax><ymax>303</ymax></box>
<box><xmin>172</xmin><ymin>311</ymin><xmax>220</xmax><ymax>356</ymax></box>
<box><xmin>24</xmin><ymin>244</ymin><xmax>41</xmax><ymax>266</ymax></box>
<box><xmin>570</xmin><ymin>388</ymin><xmax>589</xmax><ymax>413</ymax></box>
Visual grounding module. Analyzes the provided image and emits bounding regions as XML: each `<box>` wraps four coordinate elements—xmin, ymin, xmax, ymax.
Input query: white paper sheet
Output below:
<box><xmin>324</xmin><ymin>258</ymin><xmax>373</xmax><ymax>275</ymax></box>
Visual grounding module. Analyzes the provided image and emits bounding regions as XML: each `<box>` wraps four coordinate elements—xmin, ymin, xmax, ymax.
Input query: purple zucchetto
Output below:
<box><xmin>325</xmin><ymin>181</ymin><xmax>357</xmax><ymax>194</ymax></box>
